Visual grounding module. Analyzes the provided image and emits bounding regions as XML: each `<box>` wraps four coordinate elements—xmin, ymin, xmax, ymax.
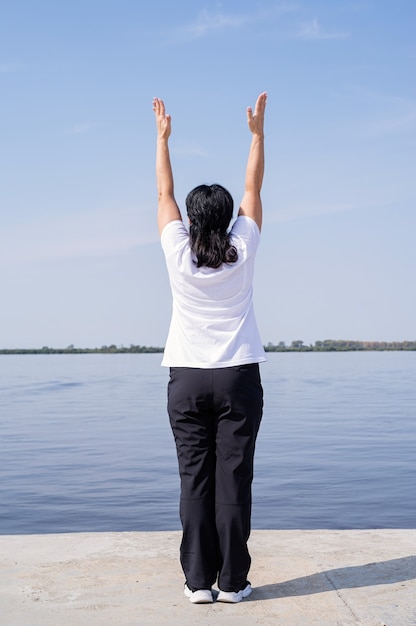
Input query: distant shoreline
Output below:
<box><xmin>1</xmin><ymin>340</ymin><xmax>415</xmax><ymax>354</ymax></box>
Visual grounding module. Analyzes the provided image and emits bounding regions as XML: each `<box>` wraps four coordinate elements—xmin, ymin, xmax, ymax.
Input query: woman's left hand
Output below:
<box><xmin>153</xmin><ymin>97</ymin><xmax>172</xmax><ymax>140</ymax></box>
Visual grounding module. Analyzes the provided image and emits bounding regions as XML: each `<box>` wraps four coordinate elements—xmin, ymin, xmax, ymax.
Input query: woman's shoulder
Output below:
<box><xmin>230</xmin><ymin>215</ymin><xmax>261</xmax><ymax>248</ymax></box>
<box><xmin>160</xmin><ymin>219</ymin><xmax>188</xmax><ymax>252</ymax></box>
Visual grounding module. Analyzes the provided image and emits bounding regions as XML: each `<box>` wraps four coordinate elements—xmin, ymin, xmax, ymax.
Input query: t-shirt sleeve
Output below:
<box><xmin>160</xmin><ymin>219</ymin><xmax>188</xmax><ymax>258</ymax></box>
<box><xmin>230</xmin><ymin>215</ymin><xmax>261</xmax><ymax>255</ymax></box>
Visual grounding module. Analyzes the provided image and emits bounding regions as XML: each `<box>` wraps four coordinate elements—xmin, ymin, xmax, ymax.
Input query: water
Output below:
<box><xmin>1</xmin><ymin>352</ymin><xmax>415</xmax><ymax>534</ymax></box>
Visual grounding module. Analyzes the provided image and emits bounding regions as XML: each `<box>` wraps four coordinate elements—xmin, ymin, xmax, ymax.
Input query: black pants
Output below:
<box><xmin>167</xmin><ymin>363</ymin><xmax>263</xmax><ymax>592</ymax></box>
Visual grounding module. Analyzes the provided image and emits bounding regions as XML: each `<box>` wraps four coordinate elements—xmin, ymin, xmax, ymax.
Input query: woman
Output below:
<box><xmin>153</xmin><ymin>92</ymin><xmax>267</xmax><ymax>604</ymax></box>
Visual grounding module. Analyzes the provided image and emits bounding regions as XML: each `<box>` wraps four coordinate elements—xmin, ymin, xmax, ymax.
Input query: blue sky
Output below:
<box><xmin>1</xmin><ymin>1</ymin><xmax>415</xmax><ymax>348</ymax></box>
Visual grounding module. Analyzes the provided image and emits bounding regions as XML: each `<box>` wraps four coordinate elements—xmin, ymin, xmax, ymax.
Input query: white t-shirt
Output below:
<box><xmin>160</xmin><ymin>215</ymin><xmax>266</xmax><ymax>368</ymax></box>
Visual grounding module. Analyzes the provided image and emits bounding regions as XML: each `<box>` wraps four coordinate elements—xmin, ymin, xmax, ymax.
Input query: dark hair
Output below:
<box><xmin>186</xmin><ymin>184</ymin><xmax>238</xmax><ymax>268</ymax></box>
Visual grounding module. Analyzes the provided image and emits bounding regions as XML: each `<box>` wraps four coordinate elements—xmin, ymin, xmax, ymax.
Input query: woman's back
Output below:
<box><xmin>161</xmin><ymin>216</ymin><xmax>266</xmax><ymax>368</ymax></box>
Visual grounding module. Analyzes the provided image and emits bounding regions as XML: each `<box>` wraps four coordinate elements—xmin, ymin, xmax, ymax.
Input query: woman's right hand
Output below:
<box><xmin>246</xmin><ymin>92</ymin><xmax>267</xmax><ymax>137</ymax></box>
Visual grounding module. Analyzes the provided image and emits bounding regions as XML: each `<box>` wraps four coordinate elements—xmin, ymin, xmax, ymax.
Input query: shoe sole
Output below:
<box><xmin>184</xmin><ymin>586</ymin><xmax>213</xmax><ymax>604</ymax></box>
<box><xmin>217</xmin><ymin>584</ymin><xmax>252</xmax><ymax>603</ymax></box>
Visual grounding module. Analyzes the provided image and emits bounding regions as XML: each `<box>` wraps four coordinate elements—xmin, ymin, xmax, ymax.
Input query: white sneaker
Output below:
<box><xmin>184</xmin><ymin>584</ymin><xmax>213</xmax><ymax>604</ymax></box>
<box><xmin>217</xmin><ymin>583</ymin><xmax>252</xmax><ymax>603</ymax></box>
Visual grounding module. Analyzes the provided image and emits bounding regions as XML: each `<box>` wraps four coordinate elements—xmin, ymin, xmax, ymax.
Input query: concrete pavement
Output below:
<box><xmin>1</xmin><ymin>529</ymin><xmax>415</xmax><ymax>625</ymax></box>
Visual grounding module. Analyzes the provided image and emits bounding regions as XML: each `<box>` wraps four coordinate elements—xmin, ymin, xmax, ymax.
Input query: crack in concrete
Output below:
<box><xmin>323</xmin><ymin>571</ymin><xmax>361</xmax><ymax>623</ymax></box>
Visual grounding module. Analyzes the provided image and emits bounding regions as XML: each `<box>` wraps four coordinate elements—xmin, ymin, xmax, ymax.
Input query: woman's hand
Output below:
<box><xmin>153</xmin><ymin>97</ymin><xmax>172</xmax><ymax>140</ymax></box>
<box><xmin>246</xmin><ymin>92</ymin><xmax>267</xmax><ymax>137</ymax></box>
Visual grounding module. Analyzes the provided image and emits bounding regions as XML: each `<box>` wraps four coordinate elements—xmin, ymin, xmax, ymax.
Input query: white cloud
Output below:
<box><xmin>266</xmin><ymin>199</ymin><xmax>387</xmax><ymax>224</ymax></box>
<box><xmin>186</xmin><ymin>9</ymin><xmax>252</xmax><ymax>38</ymax></box>
<box><xmin>178</xmin><ymin>3</ymin><xmax>297</xmax><ymax>41</ymax></box>
<box><xmin>332</xmin><ymin>85</ymin><xmax>416</xmax><ymax>136</ymax></box>
<box><xmin>1</xmin><ymin>208</ymin><xmax>158</xmax><ymax>264</ymax></box>
<box><xmin>70</xmin><ymin>122</ymin><xmax>95</xmax><ymax>135</ymax></box>
<box><xmin>296</xmin><ymin>18</ymin><xmax>349</xmax><ymax>40</ymax></box>
<box><xmin>369</xmin><ymin>103</ymin><xmax>416</xmax><ymax>136</ymax></box>
<box><xmin>174</xmin><ymin>142</ymin><xmax>208</xmax><ymax>158</ymax></box>
<box><xmin>0</xmin><ymin>61</ymin><xmax>25</xmax><ymax>74</ymax></box>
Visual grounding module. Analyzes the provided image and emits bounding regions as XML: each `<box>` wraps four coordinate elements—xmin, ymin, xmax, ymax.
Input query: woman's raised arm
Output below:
<box><xmin>238</xmin><ymin>92</ymin><xmax>267</xmax><ymax>231</ymax></box>
<box><xmin>153</xmin><ymin>97</ymin><xmax>182</xmax><ymax>234</ymax></box>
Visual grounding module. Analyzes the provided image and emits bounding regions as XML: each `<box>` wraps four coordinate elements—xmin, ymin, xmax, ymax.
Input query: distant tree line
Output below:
<box><xmin>1</xmin><ymin>340</ymin><xmax>416</xmax><ymax>354</ymax></box>
<box><xmin>0</xmin><ymin>344</ymin><xmax>165</xmax><ymax>355</ymax></box>
<box><xmin>264</xmin><ymin>340</ymin><xmax>416</xmax><ymax>352</ymax></box>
